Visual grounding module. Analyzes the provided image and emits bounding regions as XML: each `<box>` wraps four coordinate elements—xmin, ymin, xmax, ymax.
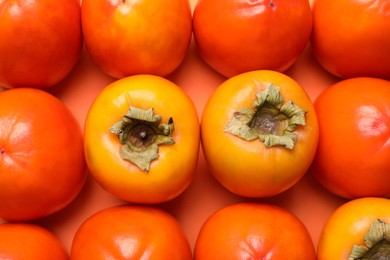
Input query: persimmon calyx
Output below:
<box><xmin>110</xmin><ymin>106</ymin><xmax>175</xmax><ymax>172</ymax></box>
<box><xmin>224</xmin><ymin>83</ymin><xmax>306</xmax><ymax>149</ymax></box>
<box><xmin>349</xmin><ymin>219</ymin><xmax>390</xmax><ymax>260</ymax></box>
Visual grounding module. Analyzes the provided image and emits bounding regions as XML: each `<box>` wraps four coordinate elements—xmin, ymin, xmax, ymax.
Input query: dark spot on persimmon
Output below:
<box><xmin>128</xmin><ymin>124</ymin><xmax>157</xmax><ymax>148</ymax></box>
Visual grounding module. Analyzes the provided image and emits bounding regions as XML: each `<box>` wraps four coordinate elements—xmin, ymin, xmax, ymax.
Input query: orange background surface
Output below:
<box><xmin>1</xmin><ymin>0</ymin><xmax>350</xmax><ymax>254</ymax></box>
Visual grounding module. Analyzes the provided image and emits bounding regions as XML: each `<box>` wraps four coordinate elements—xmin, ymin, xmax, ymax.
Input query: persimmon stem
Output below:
<box><xmin>224</xmin><ymin>83</ymin><xmax>306</xmax><ymax>149</ymax></box>
<box><xmin>349</xmin><ymin>219</ymin><xmax>390</xmax><ymax>260</ymax></box>
<box><xmin>109</xmin><ymin>106</ymin><xmax>175</xmax><ymax>172</ymax></box>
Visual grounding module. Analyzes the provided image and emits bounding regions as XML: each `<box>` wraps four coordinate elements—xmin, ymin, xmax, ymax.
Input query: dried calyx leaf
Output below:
<box><xmin>224</xmin><ymin>83</ymin><xmax>306</xmax><ymax>149</ymax></box>
<box><xmin>349</xmin><ymin>219</ymin><xmax>390</xmax><ymax>260</ymax></box>
<box><xmin>110</xmin><ymin>106</ymin><xmax>174</xmax><ymax>172</ymax></box>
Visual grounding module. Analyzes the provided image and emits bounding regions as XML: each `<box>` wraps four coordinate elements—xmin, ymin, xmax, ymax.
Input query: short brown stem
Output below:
<box><xmin>224</xmin><ymin>83</ymin><xmax>306</xmax><ymax>149</ymax></box>
<box><xmin>110</xmin><ymin>106</ymin><xmax>175</xmax><ymax>172</ymax></box>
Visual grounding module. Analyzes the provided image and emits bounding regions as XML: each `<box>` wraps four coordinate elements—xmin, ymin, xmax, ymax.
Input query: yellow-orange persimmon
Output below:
<box><xmin>201</xmin><ymin>70</ymin><xmax>318</xmax><ymax>197</ymax></box>
<box><xmin>84</xmin><ymin>75</ymin><xmax>199</xmax><ymax>204</ymax></box>
<box><xmin>317</xmin><ymin>197</ymin><xmax>390</xmax><ymax>259</ymax></box>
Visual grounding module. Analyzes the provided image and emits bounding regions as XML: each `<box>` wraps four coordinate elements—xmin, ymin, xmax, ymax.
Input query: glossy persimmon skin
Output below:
<box><xmin>311</xmin><ymin>0</ymin><xmax>390</xmax><ymax>79</ymax></box>
<box><xmin>192</xmin><ymin>0</ymin><xmax>313</xmax><ymax>78</ymax></box>
<box><xmin>70</xmin><ymin>205</ymin><xmax>192</xmax><ymax>260</ymax></box>
<box><xmin>312</xmin><ymin>77</ymin><xmax>390</xmax><ymax>198</ymax></box>
<box><xmin>0</xmin><ymin>88</ymin><xmax>86</xmax><ymax>221</ymax></box>
<box><xmin>317</xmin><ymin>197</ymin><xmax>390</xmax><ymax>260</ymax></box>
<box><xmin>0</xmin><ymin>0</ymin><xmax>82</xmax><ymax>89</ymax></box>
<box><xmin>0</xmin><ymin>223</ymin><xmax>68</xmax><ymax>260</ymax></box>
<box><xmin>84</xmin><ymin>75</ymin><xmax>200</xmax><ymax>204</ymax></box>
<box><xmin>201</xmin><ymin>70</ymin><xmax>319</xmax><ymax>197</ymax></box>
<box><xmin>194</xmin><ymin>202</ymin><xmax>316</xmax><ymax>260</ymax></box>
<box><xmin>81</xmin><ymin>0</ymin><xmax>192</xmax><ymax>78</ymax></box>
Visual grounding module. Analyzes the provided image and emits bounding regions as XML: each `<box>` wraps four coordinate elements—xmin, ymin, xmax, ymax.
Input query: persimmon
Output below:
<box><xmin>201</xmin><ymin>70</ymin><xmax>318</xmax><ymax>197</ymax></box>
<box><xmin>0</xmin><ymin>223</ymin><xmax>68</xmax><ymax>259</ymax></box>
<box><xmin>0</xmin><ymin>88</ymin><xmax>86</xmax><ymax>221</ymax></box>
<box><xmin>81</xmin><ymin>0</ymin><xmax>192</xmax><ymax>78</ymax></box>
<box><xmin>311</xmin><ymin>0</ymin><xmax>390</xmax><ymax>78</ymax></box>
<box><xmin>84</xmin><ymin>75</ymin><xmax>199</xmax><ymax>203</ymax></box>
<box><xmin>193</xmin><ymin>0</ymin><xmax>313</xmax><ymax>78</ymax></box>
<box><xmin>312</xmin><ymin>77</ymin><xmax>390</xmax><ymax>198</ymax></box>
<box><xmin>317</xmin><ymin>197</ymin><xmax>390</xmax><ymax>259</ymax></box>
<box><xmin>0</xmin><ymin>0</ymin><xmax>82</xmax><ymax>88</ymax></box>
<box><xmin>194</xmin><ymin>202</ymin><xmax>316</xmax><ymax>259</ymax></box>
<box><xmin>70</xmin><ymin>205</ymin><xmax>192</xmax><ymax>259</ymax></box>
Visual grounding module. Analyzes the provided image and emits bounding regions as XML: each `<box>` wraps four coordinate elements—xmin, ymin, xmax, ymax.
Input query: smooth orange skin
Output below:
<box><xmin>84</xmin><ymin>75</ymin><xmax>200</xmax><ymax>204</ymax></box>
<box><xmin>70</xmin><ymin>205</ymin><xmax>192</xmax><ymax>260</ymax></box>
<box><xmin>194</xmin><ymin>202</ymin><xmax>316</xmax><ymax>260</ymax></box>
<box><xmin>317</xmin><ymin>197</ymin><xmax>390</xmax><ymax>260</ymax></box>
<box><xmin>0</xmin><ymin>223</ymin><xmax>68</xmax><ymax>260</ymax></box>
<box><xmin>192</xmin><ymin>0</ymin><xmax>313</xmax><ymax>78</ymax></box>
<box><xmin>0</xmin><ymin>0</ymin><xmax>82</xmax><ymax>89</ymax></box>
<box><xmin>311</xmin><ymin>0</ymin><xmax>390</xmax><ymax>79</ymax></box>
<box><xmin>81</xmin><ymin>0</ymin><xmax>192</xmax><ymax>79</ymax></box>
<box><xmin>311</xmin><ymin>77</ymin><xmax>390</xmax><ymax>199</ymax></box>
<box><xmin>201</xmin><ymin>70</ymin><xmax>319</xmax><ymax>197</ymax></box>
<box><xmin>0</xmin><ymin>88</ymin><xmax>86</xmax><ymax>221</ymax></box>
